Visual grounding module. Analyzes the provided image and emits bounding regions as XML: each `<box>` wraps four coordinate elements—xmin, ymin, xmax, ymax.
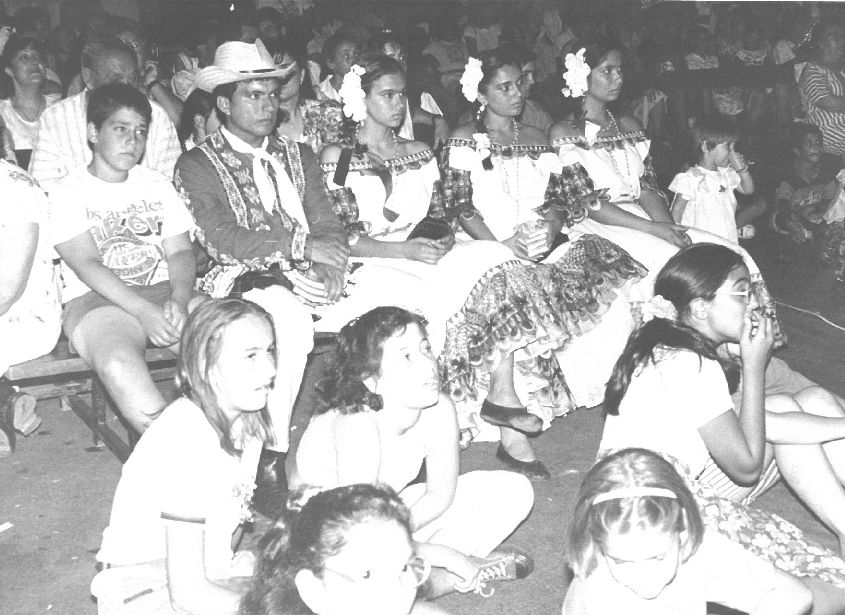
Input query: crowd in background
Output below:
<box><xmin>5</xmin><ymin>2</ymin><xmax>845</xmax><ymax>615</ymax></box>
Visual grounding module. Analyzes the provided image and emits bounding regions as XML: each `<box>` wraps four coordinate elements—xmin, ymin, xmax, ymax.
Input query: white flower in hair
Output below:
<box><xmin>339</xmin><ymin>64</ymin><xmax>367</xmax><ymax>122</ymax></box>
<box><xmin>472</xmin><ymin>133</ymin><xmax>491</xmax><ymax>160</ymax></box>
<box><xmin>640</xmin><ymin>294</ymin><xmax>678</xmax><ymax>324</ymax></box>
<box><xmin>561</xmin><ymin>48</ymin><xmax>591</xmax><ymax>98</ymax></box>
<box><xmin>460</xmin><ymin>57</ymin><xmax>483</xmax><ymax>103</ymax></box>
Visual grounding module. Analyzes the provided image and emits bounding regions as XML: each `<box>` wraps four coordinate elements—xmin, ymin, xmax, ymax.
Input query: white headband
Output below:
<box><xmin>592</xmin><ymin>487</ymin><xmax>677</xmax><ymax>505</ymax></box>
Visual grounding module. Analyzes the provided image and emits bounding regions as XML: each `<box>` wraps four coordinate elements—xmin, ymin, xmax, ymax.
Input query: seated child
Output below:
<box><xmin>670</xmin><ymin>119</ymin><xmax>766</xmax><ymax>243</ymax></box>
<box><xmin>91</xmin><ymin>298</ymin><xmax>276</xmax><ymax>614</ymax></box>
<box><xmin>774</xmin><ymin>124</ymin><xmax>844</xmax><ymax>241</ymax></box>
<box><xmin>240</xmin><ymin>483</ymin><xmax>452</xmax><ymax>615</ymax></box>
<box><xmin>316</xmin><ymin>33</ymin><xmax>359</xmax><ymax>103</ymax></box>
<box><xmin>602</xmin><ymin>244</ymin><xmax>845</xmax><ymax>560</ymax></box>
<box><xmin>292</xmin><ymin>307</ymin><xmax>535</xmax><ymax>601</ymax></box>
<box><xmin>562</xmin><ymin>448</ymin><xmax>812</xmax><ymax>615</ymax></box>
<box><xmin>49</xmin><ymin>83</ymin><xmax>204</xmax><ymax>434</ymax></box>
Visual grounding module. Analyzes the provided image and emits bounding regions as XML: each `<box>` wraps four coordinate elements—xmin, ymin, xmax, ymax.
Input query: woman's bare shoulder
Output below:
<box><xmin>615</xmin><ymin>114</ymin><xmax>643</xmax><ymax>133</ymax></box>
<box><xmin>549</xmin><ymin>119</ymin><xmax>582</xmax><ymax>140</ymax></box>
<box><xmin>517</xmin><ymin>123</ymin><xmax>550</xmax><ymax>146</ymax></box>
<box><xmin>397</xmin><ymin>139</ymin><xmax>431</xmax><ymax>156</ymax></box>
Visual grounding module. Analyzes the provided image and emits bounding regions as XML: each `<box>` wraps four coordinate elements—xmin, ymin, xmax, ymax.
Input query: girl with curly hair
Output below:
<box><xmin>292</xmin><ymin>306</ymin><xmax>535</xmax><ymax>603</ymax></box>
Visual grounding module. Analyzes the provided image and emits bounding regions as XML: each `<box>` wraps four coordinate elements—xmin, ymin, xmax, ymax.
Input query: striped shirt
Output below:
<box><xmin>799</xmin><ymin>62</ymin><xmax>845</xmax><ymax>157</ymax></box>
<box><xmin>29</xmin><ymin>90</ymin><xmax>182</xmax><ymax>191</ymax></box>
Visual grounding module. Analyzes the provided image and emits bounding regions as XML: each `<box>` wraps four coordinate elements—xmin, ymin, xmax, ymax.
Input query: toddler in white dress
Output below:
<box><xmin>670</xmin><ymin>120</ymin><xmax>763</xmax><ymax>244</ymax></box>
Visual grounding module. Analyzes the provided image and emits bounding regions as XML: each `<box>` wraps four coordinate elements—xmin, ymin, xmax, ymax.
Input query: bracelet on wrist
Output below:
<box><xmin>736</xmin><ymin>165</ymin><xmax>749</xmax><ymax>174</ymax></box>
<box><xmin>459</xmin><ymin>208</ymin><xmax>478</xmax><ymax>221</ymax></box>
<box><xmin>291</xmin><ymin>228</ymin><xmax>309</xmax><ymax>261</ymax></box>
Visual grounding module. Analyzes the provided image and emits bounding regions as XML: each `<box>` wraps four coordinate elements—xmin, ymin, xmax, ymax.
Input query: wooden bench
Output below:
<box><xmin>2</xmin><ymin>342</ymin><xmax>177</xmax><ymax>462</ymax></box>
<box><xmin>2</xmin><ymin>333</ymin><xmax>338</xmax><ymax>463</ymax></box>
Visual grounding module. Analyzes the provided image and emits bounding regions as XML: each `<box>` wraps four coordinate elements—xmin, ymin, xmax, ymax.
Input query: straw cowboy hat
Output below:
<box><xmin>195</xmin><ymin>38</ymin><xmax>288</xmax><ymax>92</ymax></box>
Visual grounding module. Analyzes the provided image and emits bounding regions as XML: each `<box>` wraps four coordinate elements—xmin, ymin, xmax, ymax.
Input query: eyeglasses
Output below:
<box><xmin>323</xmin><ymin>556</ymin><xmax>431</xmax><ymax>588</ymax></box>
<box><xmin>716</xmin><ymin>288</ymin><xmax>754</xmax><ymax>301</ymax></box>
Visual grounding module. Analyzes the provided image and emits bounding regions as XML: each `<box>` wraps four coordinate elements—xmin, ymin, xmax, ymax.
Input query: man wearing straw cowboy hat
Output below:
<box><xmin>175</xmin><ymin>38</ymin><xmax>348</xmax><ymax>516</ymax></box>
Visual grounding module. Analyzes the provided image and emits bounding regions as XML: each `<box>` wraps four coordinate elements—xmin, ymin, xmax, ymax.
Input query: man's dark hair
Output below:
<box><xmin>87</xmin><ymin>82</ymin><xmax>152</xmax><ymax>130</ymax></box>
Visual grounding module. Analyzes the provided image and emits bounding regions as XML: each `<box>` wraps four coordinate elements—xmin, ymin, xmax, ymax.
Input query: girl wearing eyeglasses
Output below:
<box><xmin>239</xmin><ymin>483</ymin><xmax>450</xmax><ymax>615</ymax></box>
<box><xmin>600</xmin><ymin>243</ymin><xmax>845</xmax><ymax>565</ymax></box>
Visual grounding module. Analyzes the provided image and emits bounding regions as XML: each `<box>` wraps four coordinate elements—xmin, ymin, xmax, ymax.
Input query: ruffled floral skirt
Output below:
<box><xmin>440</xmin><ymin>234</ymin><xmax>647</xmax><ymax>441</ymax></box>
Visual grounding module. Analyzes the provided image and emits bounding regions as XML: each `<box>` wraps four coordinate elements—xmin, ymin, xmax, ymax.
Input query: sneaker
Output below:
<box><xmin>737</xmin><ymin>224</ymin><xmax>756</xmax><ymax>240</ymax></box>
<box><xmin>471</xmin><ymin>546</ymin><xmax>534</xmax><ymax>596</ymax></box>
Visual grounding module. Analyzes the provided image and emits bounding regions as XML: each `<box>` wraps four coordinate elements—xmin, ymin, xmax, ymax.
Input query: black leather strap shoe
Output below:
<box><xmin>495</xmin><ymin>444</ymin><xmax>550</xmax><ymax>480</ymax></box>
<box><xmin>480</xmin><ymin>400</ymin><xmax>543</xmax><ymax>434</ymax></box>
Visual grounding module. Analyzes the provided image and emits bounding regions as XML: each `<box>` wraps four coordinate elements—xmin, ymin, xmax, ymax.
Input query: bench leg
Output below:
<box><xmin>91</xmin><ymin>377</ymin><xmax>107</xmax><ymax>448</ymax></box>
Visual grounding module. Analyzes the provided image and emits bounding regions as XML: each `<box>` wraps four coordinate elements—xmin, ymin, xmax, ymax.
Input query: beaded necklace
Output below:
<box><xmin>497</xmin><ymin>118</ymin><xmax>521</xmax><ymax>215</ymax></box>
<box><xmin>604</xmin><ymin>110</ymin><xmax>635</xmax><ymax>198</ymax></box>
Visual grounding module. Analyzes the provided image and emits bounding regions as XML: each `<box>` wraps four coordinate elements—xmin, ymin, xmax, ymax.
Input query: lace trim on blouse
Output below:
<box><xmin>551</xmin><ymin>130</ymin><xmax>648</xmax><ymax>151</ymax></box>
<box><xmin>320</xmin><ymin>149</ymin><xmax>435</xmax><ymax>176</ymax></box>
<box><xmin>444</xmin><ymin>138</ymin><xmax>553</xmax><ymax>160</ymax></box>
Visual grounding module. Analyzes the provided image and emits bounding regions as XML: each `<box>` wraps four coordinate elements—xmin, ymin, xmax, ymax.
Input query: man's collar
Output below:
<box><xmin>221</xmin><ymin>126</ymin><xmax>270</xmax><ymax>154</ymax></box>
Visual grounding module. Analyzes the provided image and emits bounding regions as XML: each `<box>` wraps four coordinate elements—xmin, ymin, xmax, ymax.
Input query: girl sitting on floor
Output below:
<box><xmin>562</xmin><ymin>448</ymin><xmax>811</xmax><ymax>615</ymax></box>
<box><xmin>91</xmin><ymin>298</ymin><xmax>277</xmax><ymax>614</ymax></box>
<box><xmin>670</xmin><ymin>119</ymin><xmax>766</xmax><ymax>244</ymax></box>
<box><xmin>291</xmin><ymin>306</ymin><xmax>535</xmax><ymax>601</ymax></box>
<box><xmin>602</xmin><ymin>243</ymin><xmax>845</xmax><ymax>547</ymax></box>
<box><xmin>239</xmin><ymin>483</ymin><xmax>450</xmax><ymax>615</ymax></box>
<box><xmin>598</xmin><ymin>244</ymin><xmax>845</xmax><ymax>612</ymax></box>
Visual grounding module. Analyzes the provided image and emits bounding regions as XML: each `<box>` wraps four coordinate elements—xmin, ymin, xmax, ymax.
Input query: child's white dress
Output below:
<box><xmin>670</xmin><ymin>165</ymin><xmax>742</xmax><ymax>244</ymax></box>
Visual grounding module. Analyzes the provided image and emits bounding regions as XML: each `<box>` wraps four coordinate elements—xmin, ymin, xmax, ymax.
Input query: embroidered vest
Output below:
<box><xmin>198</xmin><ymin>131</ymin><xmax>307</xmax><ymax>233</ymax></box>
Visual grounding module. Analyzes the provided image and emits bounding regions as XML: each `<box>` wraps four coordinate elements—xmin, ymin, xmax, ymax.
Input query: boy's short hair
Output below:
<box><xmin>323</xmin><ymin>32</ymin><xmax>356</xmax><ymax>62</ymax></box>
<box><xmin>87</xmin><ymin>82</ymin><xmax>152</xmax><ymax>130</ymax></box>
<box><xmin>789</xmin><ymin>123</ymin><xmax>823</xmax><ymax>151</ymax></box>
<box><xmin>690</xmin><ymin>118</ymin><xmax>739</xmax><ymax>154</ymax></box>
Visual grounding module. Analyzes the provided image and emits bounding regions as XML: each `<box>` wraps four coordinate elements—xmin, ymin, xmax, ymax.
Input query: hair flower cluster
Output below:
<box><xmin>561</xmin><ymin>48</ymin><xmax>591</xmax><ymax>98</ymax></box>
<box><xmin>460</xmin><ymin>57</ymin><xmax>483</xmax><ymax>103</ymax></box>
<box><xmin>472</xmin><ymin>133</ymin><xmax>491</xmax><ymax>160</ymax></box>
<box><xmin>339</xmin><ymin>64</ymin><xmax>367</xmax><ymax>122</ymax></box>
<box><xmin>639</xmin><ymin>294</ymin><xmax>678</xmax><ymax>324</ymax></box>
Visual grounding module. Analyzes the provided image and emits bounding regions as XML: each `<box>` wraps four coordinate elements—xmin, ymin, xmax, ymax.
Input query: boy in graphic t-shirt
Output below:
<box><xmin>49</xmin><ymin>83</ymin><xmax>205</xmax><ymax>434</ymax></box>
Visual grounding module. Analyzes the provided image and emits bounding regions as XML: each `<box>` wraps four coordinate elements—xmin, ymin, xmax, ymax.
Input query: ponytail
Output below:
<box><xmin>239</xmin><ymin>520</ymin><xmax>309</xmax><ymax>615</ymax></box>
<box><xmin>604</xmin><ymin>318</ymin><xmax>739</xmax><ymax>416</ymax></box>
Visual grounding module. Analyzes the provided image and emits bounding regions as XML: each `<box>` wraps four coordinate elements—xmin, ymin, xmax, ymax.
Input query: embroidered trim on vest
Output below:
<box><xmin>274</xmin><ymin>137</ymin><xmax>307</xmax><ymax>202</ymax></box>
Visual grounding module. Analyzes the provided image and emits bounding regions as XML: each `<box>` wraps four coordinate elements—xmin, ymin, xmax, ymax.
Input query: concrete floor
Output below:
<box><xmin>2</xmin><ymin>230</ymin><xmax>845</xmax><ymax>615</ymax></box>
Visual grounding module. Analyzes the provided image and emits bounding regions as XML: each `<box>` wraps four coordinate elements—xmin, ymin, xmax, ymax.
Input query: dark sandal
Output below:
<box><xmin>480</xmin><ymin>400</ymin><xmax>542</xmax><ymax>434</ymax></box>
<box><xmin>496</xmin><ymin>444</ymin><xmax>550</xmax><ymax>480</ymax></box>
